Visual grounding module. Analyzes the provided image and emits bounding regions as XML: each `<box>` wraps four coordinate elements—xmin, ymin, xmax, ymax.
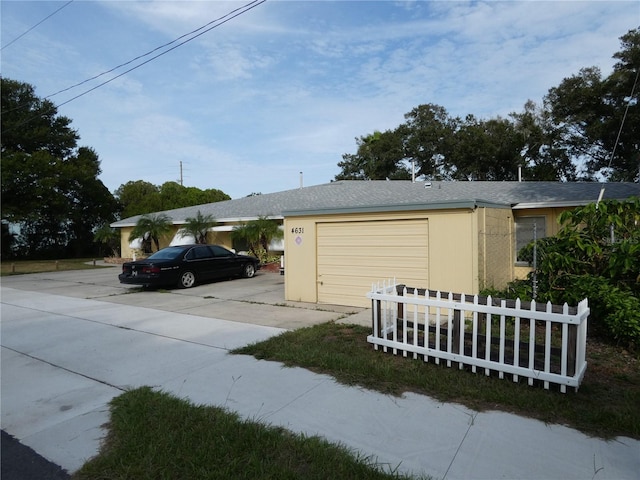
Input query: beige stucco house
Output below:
<box><xmin>111</xmin><ymin>181</ymin><xmax>640</xmax><ymax>308</ymax></box>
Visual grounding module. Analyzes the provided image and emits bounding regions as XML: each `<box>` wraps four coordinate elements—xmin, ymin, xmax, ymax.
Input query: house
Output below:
<box><xmin>111</xmin><ymin>181</ymin><xmax>640</xmax><ymax>308</ymax></box>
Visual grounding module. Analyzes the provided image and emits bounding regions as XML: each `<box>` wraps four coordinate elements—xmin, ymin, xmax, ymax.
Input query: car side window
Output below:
<box><xmin>194</xmin><ymin>246</ymin><xmax>213</xmax><ymax>259</ymax></box>
<box><xmin>210</xmin><ymin>245</ymin><xmax>232</xmax><ymax>257</ymax></box>
<box><xmin>185</xmin><ymin>248</ymin><xmax>197</xmax><ymax>260</ymax></box>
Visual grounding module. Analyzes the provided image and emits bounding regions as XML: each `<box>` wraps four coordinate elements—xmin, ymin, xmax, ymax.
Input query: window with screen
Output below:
<box><xmin>515</xmin><ymin>216</ymin><xmax>546</xmax><ymax>264</ymax></box>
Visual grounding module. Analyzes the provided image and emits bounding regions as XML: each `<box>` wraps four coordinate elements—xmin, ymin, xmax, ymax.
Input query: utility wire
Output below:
<box><xmin>55</xmin><ymin>0</ymin><xmax>266</xmax><ymax>109</ymax></box>
<box><xmin>1</xmin><ymin>1</ymin><xmax>74</xmax><ymax>51</ymax></box>
<box><xmin>1</xmin><ymin>0</ymin><xmax>266</xmax><ymax>131</ymax></box>
<box><xmin>46</xmin><ymin>0</ymin><xmax>263</xmax><ymax>100</ymax></box>
<box><xmin>596</xmin><ymin>67</ymin><xmax>640</xmax><ymax>207</ymax></box>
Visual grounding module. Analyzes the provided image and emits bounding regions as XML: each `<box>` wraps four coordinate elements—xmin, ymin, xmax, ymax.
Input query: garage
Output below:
<box><xmin>316</xmin><ymin>219</ymin><xmax>429</xmax><ymax>306</ymax></box>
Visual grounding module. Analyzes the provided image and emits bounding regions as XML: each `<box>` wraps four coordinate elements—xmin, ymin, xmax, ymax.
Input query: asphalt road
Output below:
<box><xmin>2</xmin><ymin>430</ymin><xmax>70</xmax><ymax>480</ymax></box>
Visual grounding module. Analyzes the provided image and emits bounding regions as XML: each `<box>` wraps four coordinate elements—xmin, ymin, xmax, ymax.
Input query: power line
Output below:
<box><xmin>1</xmin><ymin>1</ymin><xmax>74</xmax><ymax>51</ymax></box>
<box><xmin>45</xmin><ymin>0</ymin><xmax>264</xmax><ymax>101</ymax></box>
<box><xmin>1</xmin><ymin>0</ymin><xmax>266</xmax><ymax>131</ymax></box>
<box><xmin>55</xmin><ymin>0</ymin><xmax>266</xmax><ymax>109</ymax></box>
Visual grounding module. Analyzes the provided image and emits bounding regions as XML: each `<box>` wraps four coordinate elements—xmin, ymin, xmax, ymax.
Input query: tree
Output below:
<box><xmin>115</xmin><ymin>181</ymin><xmax>231</xmax><ymax>219</ymax></box>
<box><xmin>231</xmin><ymin>222</ymin><xmax>261</xmax><ymax>258</ymax></box>
<box><xmin>1</xmin><ymin>221</ymin><xmax>17</xmax><ymax>258</ymax></box>
<box><xmin>509</xmin><ymin>100</ymin><xmax>577</xmax><ymax>181</ymax></box>
<box><xmin>254</xmin><ymin>216</ymin><xmax>283</xmax><ymax>257</ymax></box>
<box><xmin>94</xmin><ymin>224</ymin><xmax>120</xmax><ymax>257</ymax></box>
<box><xmin>128</xmin><ymin>213</ymin><xmax>173</xmax><ymax>253</ymax></box>
<box><xmin>400</xmin><ymin>103</ymin><xmax>458</xmax><ymax>180</ymax></box>
<box><xmin>1</xmin><ymin>78</ymin><xmax>118</xmax><ymax>257</ymax></box>
<box><xmin>115</xmin><ymin>181</ymin><xmax>162</xmax><ymax>218</ymax></box>
<box><xmin>336</xmin><ymin>30</ymin><xmax>639</xmax><ymax>184</ymax></box>
<box><xmin>231</xmin><ymin>217</ymin><xmax>282</xmax><ymax>261</ymax></box>
<box><xmin>182</xmin><ymin>210</ymin><xmax>217</xmax><ymax>244</ymax></box>
<box><xmin>335</xmin><ymin>130</ymin><xmax>409</xmax><ymax>180</ymax></box>
<box><xmin>545</xmin><ymin>28</ymin><xmax>640</xmax><ymax>181</ymax></box>
<box><xmin>450</xmin><ymin>115</ymin><xmax>524</xmax><ymax>181</ymax></box>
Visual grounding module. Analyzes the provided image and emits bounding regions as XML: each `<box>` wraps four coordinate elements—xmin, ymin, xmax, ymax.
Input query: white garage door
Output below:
<box><xmin>317</xmin><ymin>219</ymin><xmax>429</xmax><ymax>307</ymax></box>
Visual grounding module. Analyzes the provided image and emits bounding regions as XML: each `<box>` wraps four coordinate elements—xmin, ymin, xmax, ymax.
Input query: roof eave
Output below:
<box><xmin>283</xmin><ymin>200</ymin><xmax>510</xmax><ymax>217</ymax></box>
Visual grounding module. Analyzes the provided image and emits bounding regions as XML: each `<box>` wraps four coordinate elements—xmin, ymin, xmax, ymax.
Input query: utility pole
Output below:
<box><xmin>180</xmin><ymin>161</ymin><xmax>183</xmax><ymax>186</ymax></box>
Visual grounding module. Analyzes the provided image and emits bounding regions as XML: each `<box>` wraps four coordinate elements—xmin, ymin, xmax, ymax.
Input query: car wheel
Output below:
<box><xmin>179</xmin><ymin>271</ymin><xmax>196</xmax><ymax>288</ymax></box>
<box><xmin>242</xmin><ymin>263</ymin><xmax>256</xmax><ymax>278</ymax></box>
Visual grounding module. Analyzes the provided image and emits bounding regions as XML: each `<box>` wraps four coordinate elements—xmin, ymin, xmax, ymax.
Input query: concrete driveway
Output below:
<box><xmin>1</xmin><ymin>264</ymin><xmax>371</xmax><ymax>329</ymax></box>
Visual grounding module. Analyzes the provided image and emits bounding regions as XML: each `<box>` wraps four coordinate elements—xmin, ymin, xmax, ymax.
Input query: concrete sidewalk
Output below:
<box><xmin>1</xmin><ymin>273</ymin><xmax>639</xmax><ymax>479</ymax></box>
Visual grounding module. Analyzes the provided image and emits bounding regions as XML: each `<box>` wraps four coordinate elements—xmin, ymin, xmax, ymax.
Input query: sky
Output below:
<box><xmin>2</xmin><ymin>1</ymin><xmax>639</xmax><ymax>200</ymax></box>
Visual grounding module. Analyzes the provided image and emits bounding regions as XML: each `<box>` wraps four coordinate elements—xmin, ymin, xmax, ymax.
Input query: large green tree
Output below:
<box><xmin>450</xmin><ymin>115</ymin><xmax>523</xmax><ymax>181</ymax></box>
<box><xmin>400</xmin><ymin>103</ymin><xmax>458</xmax><ymax>180</ymax></box>
<box><xmin>335</xmin><ymin>29</ymin><xmax>639</xmax><ymax>183</ymax></box>
<box><xmin>509</xmin><ymin>100</ymin><xmax>577</xmax><ymax>181</ymax></box>
<box><xmin>335</xmin><ymin>130</ymin><xmax>409</xmax><ymax>180</ymax></box>
<box><xmin>1</xmin><ymin>78</ymin><xmax>118</xmax><ymax>257</ymax></box>
<box><xmin>545</xmin><ymin>28</ymin><xmax>640</xmax><ymax>181</ymax></box>
<box><xmin>115</xmin><ymin>181</ymin><xmax>231</xmax><ymax>218</ymax></box>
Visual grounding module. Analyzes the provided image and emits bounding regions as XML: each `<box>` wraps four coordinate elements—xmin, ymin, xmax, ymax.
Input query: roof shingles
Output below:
<box><xmin>111</xmin><ymin>181</ymin><xmax>640</xmax><ymax>227</ymax></box>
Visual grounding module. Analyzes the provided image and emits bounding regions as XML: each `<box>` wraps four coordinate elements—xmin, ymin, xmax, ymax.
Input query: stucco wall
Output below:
<box><xmin>283</xmin><ymin>217</ymin><xmax>318</xmax><ymax>303</ymax></box>
<box><xmin>426</xmin><ymin>209</ymin><xmax>477</xmax><ymax>294</ymax></box>
<box><xmin>118</xmin><ymin>226</ymin><xmax>235</xmax><ymax>259</ymax></box>
<box><xmin>478</xmin><ymin>208</ymin><xmax>514</xmax><ymax>290</ymax></box>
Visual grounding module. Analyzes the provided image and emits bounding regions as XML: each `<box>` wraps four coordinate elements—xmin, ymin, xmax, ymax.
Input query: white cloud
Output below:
<box><xmin>2</xmin><ymin>0</ymin><xmax>638</xmax><ymax>200</ymax></box>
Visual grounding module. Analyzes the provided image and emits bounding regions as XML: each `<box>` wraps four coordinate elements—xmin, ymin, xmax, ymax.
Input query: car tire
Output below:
<box><xmin>179</xmin><ymin>271</ymin><xmax>196</xmax><ymax>288</ymax></box>
<box><xmin>242</xmin><ymin>263</ymin><xmax>256</xmax><ymax>278</ymax></box>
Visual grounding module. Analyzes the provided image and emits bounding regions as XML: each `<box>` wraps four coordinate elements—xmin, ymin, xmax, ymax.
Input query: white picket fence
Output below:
<box><xmin>366</xmin><ymin>280</ymin><xmax>589</xmax><ymax>393</ymax></box>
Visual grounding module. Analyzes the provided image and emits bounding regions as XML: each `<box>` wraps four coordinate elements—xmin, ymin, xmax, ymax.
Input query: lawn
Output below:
<box><xmin>73</xmin><ymin>387</ymin><xmax>426</xmax><ymax>480</ymax></box>
<box><xmin>233</xmin><ymin>322</ymin><xmax>640</xmax><ymax>440</ymax></box>
<box><xmin>0</xmin><ymin>258</ymin><xmax>109</xmax><ymax>276</ymax></box>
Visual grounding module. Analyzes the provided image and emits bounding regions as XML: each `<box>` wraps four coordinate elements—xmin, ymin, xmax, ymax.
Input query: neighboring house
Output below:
<box><xmin>111</xmin><ymin>181</ymin><xmax>640</xmax><ymax>308</ymax></box>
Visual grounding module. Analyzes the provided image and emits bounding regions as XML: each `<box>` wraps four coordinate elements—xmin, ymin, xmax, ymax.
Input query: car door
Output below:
<box><xmin>209</xmin><ymin>245</ymin><xmax>237</xmax><ymax>278</ymax></box>
<box><xmin>184</xmin><ymin>245</ymin><xmax>215</xmax><ymax>280</ymax></box>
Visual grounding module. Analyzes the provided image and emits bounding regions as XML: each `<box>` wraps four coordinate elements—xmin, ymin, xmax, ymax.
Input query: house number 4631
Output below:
<box><xmin>291</xmin><ymin>227</ymin><xmax>304</xmax><ymax>234</ymax></box>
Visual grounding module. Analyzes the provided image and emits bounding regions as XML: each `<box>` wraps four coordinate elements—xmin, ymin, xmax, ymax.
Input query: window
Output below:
<box><xmin>514</xmin><ymin>216</ymin><xmax>546</xmax><ymax>264</ymax></box>
<box><xmin>210</xmin><ymin>245</ymin><xmax>233</xmax><ymax>257</ymax></box>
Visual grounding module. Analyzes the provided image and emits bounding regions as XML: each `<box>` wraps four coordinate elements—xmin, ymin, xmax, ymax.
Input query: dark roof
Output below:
<box><xmin>111</xmin><ymin>181</ymin><xmax>640</xmax><ymax>227</ymax></box>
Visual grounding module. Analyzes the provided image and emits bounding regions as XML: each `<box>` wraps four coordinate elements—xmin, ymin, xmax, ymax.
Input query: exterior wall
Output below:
<box><xmin>283</xmin><ymin>217</ymin><xmax>318</xmax><ymax>303</ymax></box>
<box><xmin>478</xmin><ymin>208</ymin><xmax>514</xmax><ymax>290</ymax></box>
<box><xmin>118</xmin><ymin>226</ymin><xmax>234</xmax><ymax>259</ymax></box>
<box><xmin>427</xmin><ymin>209</ymin><xmax>477</xmax><ymax>294</ymax></box>
<box><xmin>284</xmin><ymin>208</ymin><xmax>478</xmax><ymax>308</ymax></box>
<box><xmin>119</xmin><ymin>227</ymin><xmax>136</xmax><ymax>258</ymax></box>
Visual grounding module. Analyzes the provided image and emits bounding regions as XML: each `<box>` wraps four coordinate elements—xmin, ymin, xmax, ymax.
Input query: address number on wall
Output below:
<box><xmin>291</xmin><ymin>227</ymin><xmax>304</xmax><ymax>234</ymax></box>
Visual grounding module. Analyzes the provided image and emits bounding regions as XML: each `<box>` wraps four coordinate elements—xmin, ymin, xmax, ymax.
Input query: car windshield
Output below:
<box><xmin>147</xmin><ymin>247</ymin><xmax>186</xmax><ymax>260</ymax></box>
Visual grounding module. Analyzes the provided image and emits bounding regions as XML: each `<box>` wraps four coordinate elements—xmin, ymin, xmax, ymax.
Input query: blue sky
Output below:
<box><xmin>2</xmin><ymin>1</ymin><xmax>639</xmax><ymax>199</ymax></box>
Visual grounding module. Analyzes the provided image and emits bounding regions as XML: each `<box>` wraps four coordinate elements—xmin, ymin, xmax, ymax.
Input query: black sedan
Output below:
<box><xmin>119</xmin><ymin>244</ymin><xmax>261</xmax><ymax>289</ymax></box>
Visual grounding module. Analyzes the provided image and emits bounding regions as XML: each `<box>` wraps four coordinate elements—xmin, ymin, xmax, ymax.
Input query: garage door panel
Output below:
<box><xmin>318</xmin><ymin>259</ymin><xmax>426</xmax><ymax>272</ymax></box>
<box><xmin>320</xmin><ymin>274</ymin><xmax>428</xmax><ymax>290</ymax></box>
<box><xmin>319</xmin><ymin>220</ymin><xmax>425</xmax><ymax>232</ymax></box>
<box><xmin>317</xmin><ymin>220</ymin><xmax>428</xmax><ymax>307</ymax></box>
<box><xmin>317</xmin><ymin>248</ymin><xmax>428</xmax><ymax>262</ymax></box>
<box><xmin>318</xmin><ymin>234</ymin><xmax>427</xmax><ymax>248</ymax></box>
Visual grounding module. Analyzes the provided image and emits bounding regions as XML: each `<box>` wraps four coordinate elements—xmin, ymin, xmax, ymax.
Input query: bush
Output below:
<box><xmin>486</xmin><ymin>198</ymin><xmax>640</xmax><ymax>349</ymax></box>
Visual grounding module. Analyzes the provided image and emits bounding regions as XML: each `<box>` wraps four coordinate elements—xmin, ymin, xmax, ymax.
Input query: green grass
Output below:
<box><xmin>73</xmin><ymin>387</ymin><xmax>425</xmax><ymax>480</ymax></box>
<box><xmin>233</xmin><ymin>322</ymin><xmax>640</xmax><ymax>440</ymax></box>
<box><xmin>0</xmin><ymin>258</ymin><xmax>109</xmax><ymax>276</ymax></box>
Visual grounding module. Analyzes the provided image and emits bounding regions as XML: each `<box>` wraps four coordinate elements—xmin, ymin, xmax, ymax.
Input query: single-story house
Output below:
<box><xmin>111</xmin><ymin>180</ymin><xmax>640</xmax><ymax>308</ymax></box>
